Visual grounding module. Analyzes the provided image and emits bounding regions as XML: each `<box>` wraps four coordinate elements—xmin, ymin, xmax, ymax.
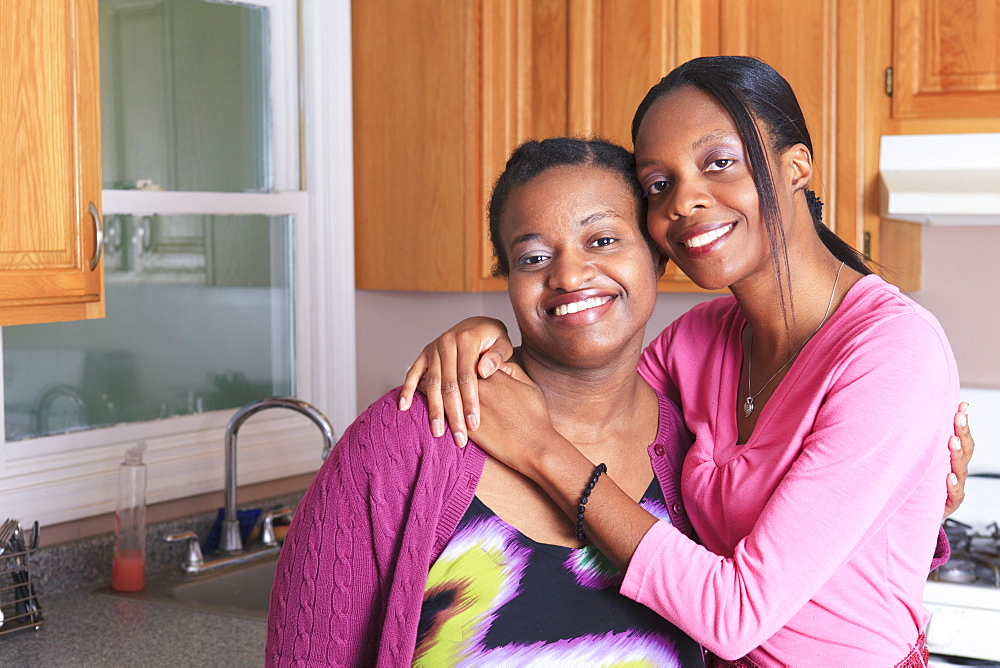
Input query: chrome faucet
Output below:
<box><xmin>220</xmin><ymin>397</ymin><xmax>335</xmax><ymax>553</ymax></box>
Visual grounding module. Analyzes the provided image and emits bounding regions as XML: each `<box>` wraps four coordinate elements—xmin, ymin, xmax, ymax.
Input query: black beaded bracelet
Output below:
<box><xmin>576</xmin><ymin>462</ymin><xmax>607</xmax><ymax>541</ymax></box>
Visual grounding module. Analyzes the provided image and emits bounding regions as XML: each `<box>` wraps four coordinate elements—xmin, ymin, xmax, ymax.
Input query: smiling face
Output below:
<box><xmin>500</xmin><ymin>164</ymin><xmax>662</xmax><ymax>370</ymax></box>
<box><xmin>634</xmin><ymin>86</ymin><xmax>805</xmax><ymax>291</ymax></box>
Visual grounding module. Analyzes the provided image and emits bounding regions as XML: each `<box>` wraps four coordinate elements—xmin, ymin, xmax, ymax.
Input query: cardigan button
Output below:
<box><xmin>653</xmin><ymin>443</ymin><xmax>665</xmax><ymax>456</ymax></box>
<box><xmin>671</xmin><ymin>502</ymin><xmax>683</xmax><ymax>514</ymax></box>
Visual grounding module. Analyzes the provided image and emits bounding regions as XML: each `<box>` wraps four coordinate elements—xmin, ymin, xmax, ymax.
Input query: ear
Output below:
<box><xmin>649</xmin><ymin>248</ymin><xmax>667</xmax><ymax>281</ymax></box>
<box><xmin>786</xmin><ymin>144</ymin><xmax>813</xmax><ymax>193</ymax></box>
<box><xmin>655</xmin><ymin>251</ymin><xmax>668</xmax><ymax>279</ymax></box>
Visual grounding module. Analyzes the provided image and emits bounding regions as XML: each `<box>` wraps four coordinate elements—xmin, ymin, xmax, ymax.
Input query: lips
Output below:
<box><xmin>544</xmin><ymin>289</ymin><xmax>617</xmax><ymax>318</ymax></box>
<box><xmin>679</xmin><ymin>223</ymin><xmax>735</xmax><ymax>249</ymax></box>
<box><xmin>551</xmin><ymin>295</ymin><xmax>613</xmax><ymax>317</ymax></box>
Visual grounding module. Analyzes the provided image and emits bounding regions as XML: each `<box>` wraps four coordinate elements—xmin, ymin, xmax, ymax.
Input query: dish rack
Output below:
<box><xmin>0</xmin><ymin>520</ymin><xmax>44</xmax><ymax>637</ymax></box>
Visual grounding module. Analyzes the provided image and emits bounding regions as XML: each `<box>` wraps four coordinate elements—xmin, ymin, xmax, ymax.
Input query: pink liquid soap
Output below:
<box><xmin>111</xmin><ymin>552</ymin><xmax>145</xmax><ymax>592</ymax></box>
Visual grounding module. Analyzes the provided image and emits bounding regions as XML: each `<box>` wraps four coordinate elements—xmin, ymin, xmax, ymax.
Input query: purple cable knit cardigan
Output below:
<box><xmin>265</xmin><ymin>387</ymin><xmax>694</xmax><ymax>667</ymax></box>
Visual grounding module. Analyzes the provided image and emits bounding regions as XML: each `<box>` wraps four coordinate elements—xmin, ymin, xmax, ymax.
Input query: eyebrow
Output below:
<box><xmin>509</xmin><ymin>210</ymin><xmax>624</xmax><ymax>248</ymax></box>
<box><xmin>636</xmin><ymin>130</ymin><xmax>741</xmax><ymax>170</ymax></box>
<box><xmin>692</xmin><ymin>131</ymin><xmax>738</xmax><ymax>150</ymax></box>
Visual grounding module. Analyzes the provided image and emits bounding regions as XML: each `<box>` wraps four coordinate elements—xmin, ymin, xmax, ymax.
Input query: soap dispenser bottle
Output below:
<box><xmin>111</xmin><ymin>441</ymin><xmax>147</xmax><ymax>592</ymax></box>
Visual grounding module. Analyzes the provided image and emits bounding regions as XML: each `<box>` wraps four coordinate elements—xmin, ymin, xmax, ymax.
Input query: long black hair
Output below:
<box><xmin>631</xmin><ymin>56</ymin><xmax>871</xmax><ymax>314</ymax></box>
<box><xmin>488</xmin><ymin>137</ymin><xmax>651</xmax><ymax>277</ymax></box>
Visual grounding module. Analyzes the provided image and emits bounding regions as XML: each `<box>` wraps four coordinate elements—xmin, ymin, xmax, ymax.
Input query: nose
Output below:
<box><xmin>666</xmin><ymin>177</ymin><xmax>714</xmax><ymax>220</ymax></box>
<box><xmin>547</xmin><ymin>249</ymin><xmax>596</xmax><ymax>291</ymax></box>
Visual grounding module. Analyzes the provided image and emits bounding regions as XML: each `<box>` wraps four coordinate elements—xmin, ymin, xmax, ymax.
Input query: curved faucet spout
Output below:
<box><xmin>221</xmin><ymin>397</ymin><xmax>335</xmax><ymax>553</ymax></box>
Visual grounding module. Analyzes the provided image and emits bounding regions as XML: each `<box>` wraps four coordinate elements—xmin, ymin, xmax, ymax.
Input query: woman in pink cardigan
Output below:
<box><xmin>400</xmin><ymin>57</ymin><xmax>974</xmax><ymax>665</ymax></box>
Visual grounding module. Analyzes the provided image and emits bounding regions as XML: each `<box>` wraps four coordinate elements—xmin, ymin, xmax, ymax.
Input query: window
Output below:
<box><xmin>0</xmin><ymin>0</ymin><xmax>355</xmax><ymax>525</ymax></box>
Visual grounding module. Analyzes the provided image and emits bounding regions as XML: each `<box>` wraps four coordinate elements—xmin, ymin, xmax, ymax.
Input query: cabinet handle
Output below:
<box><xmin>88</xmin><ymin>201</ymin><xmax>103</xmax><ymax>271</ymax></box>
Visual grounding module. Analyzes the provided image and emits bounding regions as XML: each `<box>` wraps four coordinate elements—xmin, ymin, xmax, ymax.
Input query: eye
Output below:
<box><xmin>517</xmin><ymin>252</ymin><xmax>550</xmax><ymax>267</ymax></box>
<box><xmin>590</xmin><ymin>236</ymin><xmax>618</xmax><ymax>248</ymax></box>
<box><xmin>707</xmin><ymin>158</ymin><xmax>734</xmax><ymax>171</ymax></box>
<box><xmin>644</xmin><ymin>180</ymin><xmax>670</xmax><ymax>197</ymax></box>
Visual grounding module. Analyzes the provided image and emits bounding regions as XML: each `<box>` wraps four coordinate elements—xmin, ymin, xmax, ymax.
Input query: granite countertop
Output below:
<box><xmin>0</xmin><ymin>588</ymin><xmax>265</xmax><ymax>667</ymax></box>
<box><xmin>0</xmin><ymin>493</ymin><xmax>301</xmax><ymax>666</ymax></box>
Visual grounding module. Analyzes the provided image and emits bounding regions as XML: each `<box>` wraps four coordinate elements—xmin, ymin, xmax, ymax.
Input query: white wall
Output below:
<box><xmin>354</xmin><ymin>288</ymin><xmax>717</xmax><ymax>411</ymax></box>
<box><xmin>912</xmin><ymin>225</ymin><xmax>1000</xmax><ymax>391</ymax></box>
<box><xmin>911</xmin><ymin>226</ymin><xmax>1000</xmax><ymax>519</ymax></box>
<box><xmin>354</xmin><ymin>290</ymin><xmax>515</xmax><ymax>410</ymax></box>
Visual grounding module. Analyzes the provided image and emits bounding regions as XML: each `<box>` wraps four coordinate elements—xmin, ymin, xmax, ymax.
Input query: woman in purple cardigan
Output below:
<box><xmin>267</xmin><ymin>138</ymin><xmax>708</xmax><ymax>666</ymax></box>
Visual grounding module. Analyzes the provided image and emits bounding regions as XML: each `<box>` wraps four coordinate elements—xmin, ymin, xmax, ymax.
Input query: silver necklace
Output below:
<box><xmin>743</xmin><ymin>261</ymin><xmax>845</xmax><ymax>419</ymax></box>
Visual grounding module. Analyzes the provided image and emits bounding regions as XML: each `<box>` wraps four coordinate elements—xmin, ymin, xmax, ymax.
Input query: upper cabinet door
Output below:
<box><xmin>0</xmin><ymin>0</ymin><xmax>105</xmax><ymax>325</ymax></box>
<box><xmin>892</xmin><ymin>0</ymin><xmax>1000</xmax><ymax>119</ymax></box>
<box><xmin>353</xmin><ymin>1</ymin><xmax>474</xmax><ymax>291</ymax></box>
<box><xmin>354</xmin><ymin>0</ymin><xmax>567</xmax><ymax>291</ymax></box>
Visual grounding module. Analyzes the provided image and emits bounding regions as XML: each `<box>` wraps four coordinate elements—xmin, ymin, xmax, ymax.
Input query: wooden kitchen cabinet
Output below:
<box><xmin>354</xmin><ymin>1</ymin><xmax>561</xmax><ymax>291</ymax></box>
<box><xmin>569</xmin><ymin>0</ymin><xmax>874</xmax><ymax>292</ymax></box>
<box><xmin>354</xmin><ymin>0</ymin><xmax>960</xmax><ymax>293</ymax></box>
<box><xmin>566</xmin><ymin>0</ymin><xmax>716</xmax><ymax>292</ymax></box>
<box><xmin>868</xmin><ymin>0</ymin><xmax>1000</xmax><ymax>287</ymax></box>
<box><xmin>354</xmin><ymin>0</ymin><xmax>709</xmax><ymax>291</ymax></box>
<box><xmin>564</xmin><ymin>0</ymin><xmax>997</xmax><ymax>292</ymax></box>
<box><xmin>353</xmin><ymin>0</ymin><xmax>712</xmax><ymax>292</ymax></box>
<box><xmin>0</xmin><ymin>0</ymin><xmax>105</xmax><ymax>325</ymax></box>
<box><xmin>890</xmin><ymin>0</ymin><xmax>1000</xmax><ymax>122</ymax></box>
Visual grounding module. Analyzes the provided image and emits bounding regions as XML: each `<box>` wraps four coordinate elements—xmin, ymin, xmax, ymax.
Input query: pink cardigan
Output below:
<box><xmin>266</xmin><ymin>388</ymin><xmax>694</xmax><ymax>666</ymax></box>
<box><xmin>625</xmin><ymin>275</ymin><xmax>958</xmax><ymax>664</ymax></box>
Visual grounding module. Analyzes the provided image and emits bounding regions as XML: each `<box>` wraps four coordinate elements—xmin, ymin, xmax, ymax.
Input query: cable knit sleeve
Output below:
<box><xmin>265</xmin><ymin>390</ymin><xmax>484</xmax><ymax>667</ymax></box>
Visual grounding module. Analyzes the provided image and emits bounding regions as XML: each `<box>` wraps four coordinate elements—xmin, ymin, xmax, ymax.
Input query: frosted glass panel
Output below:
<box><xmin>3</xmin><ymin>216</ymin><xmax>294</xmax><ymax>441</ymax></box>
<box><xmin>99</xmin><ymin>0</ymin><xmax>273</xmax><ymax>191</ymax></box>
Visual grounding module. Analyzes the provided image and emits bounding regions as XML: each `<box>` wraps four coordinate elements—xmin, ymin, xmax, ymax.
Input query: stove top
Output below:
<box><xmin>923</xmin><ymin>519</ymin><xmax>1000</xmax><ymax>662</ymax></box>
<box><xmin>930</xmin><ymin>519</ymin><xmax>1000</xmax><ymax>588</ymax></box>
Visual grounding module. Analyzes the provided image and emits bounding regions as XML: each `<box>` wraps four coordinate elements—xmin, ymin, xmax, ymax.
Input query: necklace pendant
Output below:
<box><xmin>743</xmin><ymin>396</ymin><xmax>754</xmax><ymax>418</ymax></box>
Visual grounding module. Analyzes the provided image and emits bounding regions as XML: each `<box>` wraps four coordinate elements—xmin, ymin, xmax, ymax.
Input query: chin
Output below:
<box><xmin>671</xmin><ymin>266</ymin><xmax>730</xmax><ymax>291</ymax></box>
<box><xmin>670</xmin><ymin>257</ymin><xmax>745</xmax><ymax>292</ymax></box>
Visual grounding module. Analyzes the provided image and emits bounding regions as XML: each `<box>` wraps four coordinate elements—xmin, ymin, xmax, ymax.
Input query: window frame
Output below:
<box><xmin>0</xmin><ymin>0</ymin><xmax>355</xmax><ymax>526</ymax></box>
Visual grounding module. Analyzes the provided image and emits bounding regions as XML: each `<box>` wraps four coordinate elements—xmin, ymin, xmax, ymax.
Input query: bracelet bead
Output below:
<box><xmin>575</xmin><ymin>462</ymin><xmax>607</xmax><ymax>541</ymax></box>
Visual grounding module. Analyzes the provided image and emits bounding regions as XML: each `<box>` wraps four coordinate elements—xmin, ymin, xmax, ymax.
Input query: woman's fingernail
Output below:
<box><xmin>961</xmin><ymin>402</ymin><xmax>970</xmax><ymax>414</ymax></box>
<box><xmin>958</xmin><ymin>414</ymin><xmax>967</xmax><ymax>428</ymax></box>
<box><xmin>398</xmin><ymin>396</ymin><xmax>409</xmax><ymax>411</ymax></box>
<box><xmin>467</xmin><ymin>413</ymin><xmax>480</xmax><ymax>431</ymax></box>
<box><xmin>950</xmin><ymin>436</ymin><xmax>962</xmax><ymax>452</ymax></box>
<box><xmin>949</xmin><ymin>473</ymin><xmax>959</xmax><ymax>486</ymax></box>
<box><xmin>431</xmin><ymin>419</ymin><xmax>444</xmax><ymax>438</ymax></box>
<box><xmin>454</xmin><ymin>432</ymin><xmax>467</xmax><ymax>448</ymax></box>
<box><xmin>481</xmin><ymin>360</ymin><xmax>496</xmax><ymax>377</ymax></box>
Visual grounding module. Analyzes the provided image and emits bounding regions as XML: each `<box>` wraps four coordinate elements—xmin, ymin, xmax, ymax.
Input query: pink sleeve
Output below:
<box><xmin>621</xmin><ymin>314</ymin><xmax>957</xmax><ymax>659</ymax></box>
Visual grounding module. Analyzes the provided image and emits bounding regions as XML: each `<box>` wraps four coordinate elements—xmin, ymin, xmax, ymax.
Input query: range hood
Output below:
<box><xmin>879</xmin><ymin>133</ymin><xmax>1000</xmax><ymax>226</ymax></box>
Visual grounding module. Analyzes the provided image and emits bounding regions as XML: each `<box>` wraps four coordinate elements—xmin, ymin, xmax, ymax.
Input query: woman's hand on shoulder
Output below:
<box><xmin>945</xmin><ymin>402</ymin><xmax>975</xmax><ymax>519</ymax></box>
<box><xmin>473</xmin><ymin>362</ymin><xmax>561</xmax><ymax>473</ymax></box>
<box><xmin>398</xmin><ymin>317</ymin><xmax>514</xmax><ymax>447</ymax></box>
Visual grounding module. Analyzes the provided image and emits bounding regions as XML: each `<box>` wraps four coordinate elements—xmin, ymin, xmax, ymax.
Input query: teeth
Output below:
<box><xmin>552</xmin><ymin>296</ymin><xmax>612</xmax><ymax>317</ymax></box>
<box><xmin>684</xmin><ymin>224</ymin><xmax>733</xmax><ymax>249</ymax></box>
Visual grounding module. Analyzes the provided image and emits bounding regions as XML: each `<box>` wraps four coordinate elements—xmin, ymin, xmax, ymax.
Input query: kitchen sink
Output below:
<box><xmin>99</xmin><ymin>555</ymin><xmax>278</xmax><ymax>620</ymax></box>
